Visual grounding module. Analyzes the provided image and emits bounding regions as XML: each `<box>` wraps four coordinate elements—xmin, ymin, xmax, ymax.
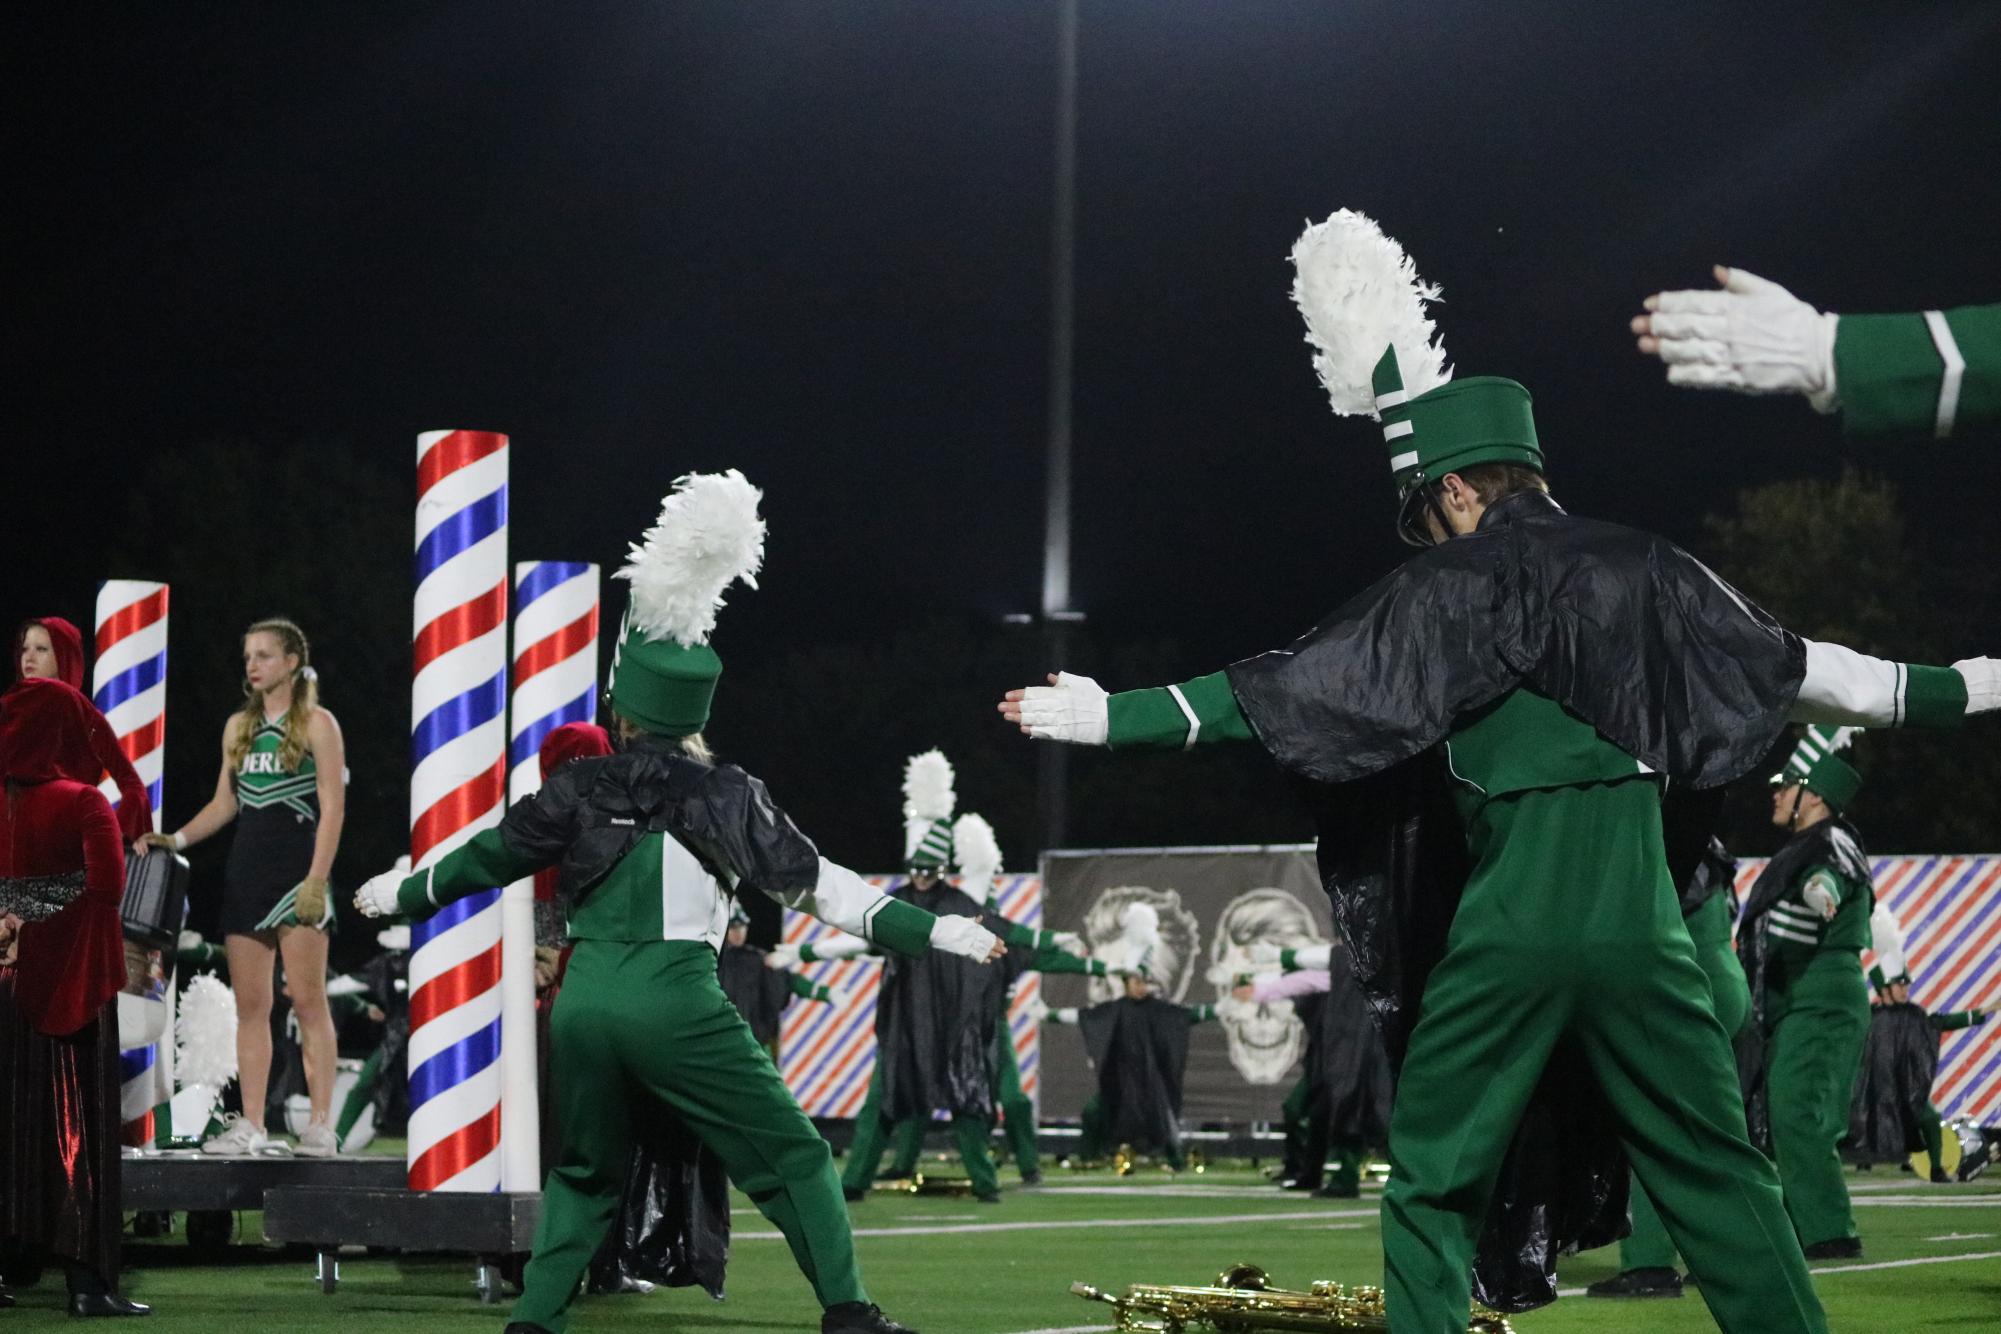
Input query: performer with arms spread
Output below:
<box><xmin>999</xmin><ymin>211</ymin><xmax>1999</xmax><ymax>1333</ymax></box>
<box><xmin>357</xmin><ymin>473</ymin><xmax>1003</xmax><ymax>1334</ymax></box>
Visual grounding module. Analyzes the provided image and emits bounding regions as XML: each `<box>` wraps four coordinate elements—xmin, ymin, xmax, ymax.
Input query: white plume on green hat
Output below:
<box><xmin>1290</xmin><ymin>209</ymin><xmax>1542</xmax><ymax>541</ymax></box>
<box><xmin>953</xmin><ymin>812</ymin><xmax>1003</xmax><ymax>898</ymax></box>
<box><xmin>902</xmin><ymin>749</ymin><xmax>956</xmax><ymax>869</ymax></box>
<box><xmin>608</xmin><ymin>471</ymin><xmax>766</xmax><ymax>737</ymax></box>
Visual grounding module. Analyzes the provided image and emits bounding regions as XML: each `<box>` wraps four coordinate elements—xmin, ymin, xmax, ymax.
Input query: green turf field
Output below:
<box><xmin>18</xmin><ymin>1159</ymin><xmax>1999</xmax><ymax>1330</ymax></box>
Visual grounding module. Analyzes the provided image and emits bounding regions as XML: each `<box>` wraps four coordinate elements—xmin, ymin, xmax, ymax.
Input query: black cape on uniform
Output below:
<box><xmin>1735</xmin><ymin>818</ymin><xmax>1870</xmax><ymax>1152</ymax></box>
<box><xmin>718</xmin><ymin>943</ymin><xmax>793</xmax><ymax>1045</ymax></box>
<box><xmin>876</xmin><ymin>882</ymin><xmax>1027</xmax><ymax>1121</ymax></box>
<box><xmin>1847</xmin><ymin>1002</ymin><xmax>1940</xmax><ymax>1162</ymax></box>
<box><xmin>1296</xmin><ymin>946</ymin><xmax>1394</xmax><ymax>1144</ymax></box>
<box><xmin>1076</xmin><ymin>997</ymin><xmax>1199</xmax><ymax>1158</ymax></box>
<box><xmin>1223</xmin><ymin>492</ymin><xmax>1806</xmax><ymax>1314</ymax></box>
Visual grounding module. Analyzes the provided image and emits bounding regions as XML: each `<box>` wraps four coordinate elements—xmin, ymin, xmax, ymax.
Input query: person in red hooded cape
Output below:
<box><xmin>0</xmin><ymin>677</ymin><xmax>149</xmax><ymax>1317</ymax></box>
<box><xmin>11</xmin><ymin>617</ymin><xmax>154</xmax><ymax>845</ymax></box>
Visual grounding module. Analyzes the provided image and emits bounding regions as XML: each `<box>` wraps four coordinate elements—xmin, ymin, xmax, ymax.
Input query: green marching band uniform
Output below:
<box><xmin>356</xmin><ymin>473</ymin><xmax>998</xmax><ymax>1334</ymax></box>
<box><xmin>1006</xmin><ymin>212</ymin><xmax>1997</xmax><ymax>1334</ymax></box>
<box><xmin>1042</xmin><ymin>991</ymin><xmax>1217</xmax><ymax>1170</ymax></box>
<box><xmin>1584</xmin><ymin>836</ymin><xmax>1752</xmax><ymax>1297</ymax></box>
<box><xmin>1834</xmin><ymin>304</ymin><xmax>2001</xmax><ymax>439</ymax></box>
<box><xmin>1737</xmin><ymin>727</ymin><xmax>1876</xmax><ymax>1257</ymax></box>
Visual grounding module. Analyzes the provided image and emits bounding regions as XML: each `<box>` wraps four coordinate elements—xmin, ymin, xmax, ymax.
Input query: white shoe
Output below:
<box><xmin>200</xmin><ymin>1115</ymin><xmax>273</xmax><ymax>1156</ymax></box>
<box><xmin>296</xmin><ymin>1122</ymin><xmax>339</xmax><ymax>1158</ymax></box>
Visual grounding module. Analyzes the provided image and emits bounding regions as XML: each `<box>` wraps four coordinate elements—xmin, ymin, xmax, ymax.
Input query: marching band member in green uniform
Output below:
<box><xmin>1585</xmin><ymin>837</ymin><xmax>1752</xmax><ymax>1299</ymax></box>
<box><xmin>356</xmin><ymin>473</ymin><xmax>1002</xmax><ymax>1334</ymax></box>
<box><xmin>1000</xmin><ymin>210</ymin><xmax>1999</xmax><ymax>1333</ymax></box>
<box><xmin>1737</xmin><ymin>727</ymin><xmax>1876</xmax><ymax>1259</ymax></box>
<box><xmin>1633</xmin><ymin>266</ymin><xmax>2001</xmax><ymax>439</ymax></box>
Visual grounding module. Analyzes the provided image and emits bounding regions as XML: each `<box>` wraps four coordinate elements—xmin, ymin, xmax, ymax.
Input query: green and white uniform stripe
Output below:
<box><xmin>235</xmin><ymin>720</ymin><xmax>319</xmax><ymax>820</ymax></box>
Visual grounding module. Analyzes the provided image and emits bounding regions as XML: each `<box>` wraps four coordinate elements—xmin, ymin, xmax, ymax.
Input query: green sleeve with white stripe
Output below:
<box><xmin>1835</xmin><ymin>304</ymin><xmax>2001</xmax><ymax>439</ymax></box>
<box><xmin>1930</xmin><ymin>1010</ymin><xmax>1981</xmax><ymax>1033</ymax></box>
<box><xmin>1107</xmin><ymin>671</ymin><xmax>1257</xmax><ymax>750</ymax></box>
<box><xmin>867</xmin><ymin>897</ymin><xmax>936</xmax><ymax>957</ymax></box>
<box><xmin>1185</xmin><ymin>1003</ymin><xmax>1218</xmax><ymax>1023</ymax></box>
<box><xmin>395</xmin><ymin>825</ymin><xmax>543</xmax><ymax>918</ymax></box>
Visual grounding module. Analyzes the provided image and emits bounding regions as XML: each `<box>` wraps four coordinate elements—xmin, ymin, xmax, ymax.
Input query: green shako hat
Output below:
<box><xmin>901</xmin><ymin>749</ymin><xmax>956</xmax><ymax>869</ymax></box>
<box><xmin>1291</xmin><ymin>209</ymin><xmax>1543</xmax><ymax>542</ymax></box>
<box><xmin>1771</xmin><ymin>725</ymin><xmax>1863</xmax><ymax>811</ymax></box>
<box><xmin>608</xmin><ymin>470</ymin><xmax>767</xmax><ymax>737</ymax></box>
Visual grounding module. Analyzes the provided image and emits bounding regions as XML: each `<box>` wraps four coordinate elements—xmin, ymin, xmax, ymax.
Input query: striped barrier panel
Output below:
<box><xmin>781</xmin><ymin>874</ymin><xmax>1042</xmax><ymax>1118</ymax></box>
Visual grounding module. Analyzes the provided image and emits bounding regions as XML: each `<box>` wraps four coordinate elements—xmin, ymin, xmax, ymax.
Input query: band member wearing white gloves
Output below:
<box><xmin>357</xmin><ymin>473</ymin><xmax>1001</xmax><ymax>1334</ymax></box>
<box><xmin>1633</xmin><ymin>266</ymin><xmax>2001</xmax><ymax>440</ymax></box>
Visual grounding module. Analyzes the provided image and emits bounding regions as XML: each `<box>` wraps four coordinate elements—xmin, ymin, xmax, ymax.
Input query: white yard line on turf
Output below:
<box><xmin>1033</xmin><ymin>1185</ymin><xmax>1360</xmax><ymax>1199</ymax></box>
<box><xmin>1850</xmin><ymin>1195</ymin><xmax>2001</xmax><ymax>1208</ymax></box>
<box><xmin>739</xmin><ymin>1207</ymin><xmax>1374</xmax><ymax>1241</ymax></box>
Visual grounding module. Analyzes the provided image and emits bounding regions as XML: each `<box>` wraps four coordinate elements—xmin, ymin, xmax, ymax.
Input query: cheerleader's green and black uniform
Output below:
<box><xmin>220</xmin><ymin>719</ymin><xmax>333</xmax><ymax>935</ymax></box>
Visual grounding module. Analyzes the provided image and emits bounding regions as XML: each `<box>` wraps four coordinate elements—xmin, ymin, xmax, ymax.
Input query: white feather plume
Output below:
<box><xmin>902</xmin><ymin>749</ymin><xmax>956</xmax><ymax>822</ymax></box>
<box><xmin>954</xmin><ymin>813</ymin><xmax>1003</xmax><ymax>887</ymax></box>
<box><xmin>1820</xmin><ymin>726</ymin><xmax>1861</xmax><ymax>752</ymax></box>
<box><xmin>614</xmin><ymin>470</ymin><xmax>767</xmax><ymax>648</ymax></box>
<box><xmin>1289</xmin><ymin>209</ymin><xmax>1451</xmax><ymax>416</ymax></box>
<box><xmin>175</xmin><ymin>973</ymin><xmax>239</xmax><ymax>1091</ymax></box>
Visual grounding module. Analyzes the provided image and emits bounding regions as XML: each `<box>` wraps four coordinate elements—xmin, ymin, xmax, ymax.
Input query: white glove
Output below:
<box><xmin>1954</xmin><ymin>658</ymin><xmax>2000</xmax><ymax>715</ymax></box>
<box><xmin>931</xmin><ymin>914</ymin><xmax>1003</xmax><ymax>963</ymax></box>
<box><xmin>177</xmin><ymin>929</ymin><xmax>204</xmax><ymax>952</ymax></box>
<box><xmin>764</xmin><ymin>943</ymin><xmax>802</xmax><ymax>971</ymax></box>
<box><xmin>1052</xmin><ymin>930</ymin><xmax>1087</xmax><ymax>957</ymax></box>
<box><xmin>1801</xmin><ymin>876</ymin><xmax>1840</xmax><ymax>921</ymax></box>
<box><xmin>1013</xmin><ymin>672</ymin><xmax>1109</xmax><ymax>746</ymax></box>
<box><xmin>1247</xmin><ymin>941</ymin><xmax>1283</xmax><ymax>967</ymax></box>
<box><xmin>1024</xmin><ymin>996</ymin><xmax>1050</xmax><ymax>1023</ymax></box>
<box><xmin>1640</xmin><ymin>267</ymin><xmax>1839</xmax><ymax>411</ymax></box>
<box><xmin>353</xmin><ymin>868</ymin><xmax>405</xmax><ymax>919</ymax></box>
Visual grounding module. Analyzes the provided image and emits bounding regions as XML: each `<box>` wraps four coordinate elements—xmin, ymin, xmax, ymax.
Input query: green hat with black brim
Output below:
<box><xmin>1770</xmin><ymin>724</ymin><xmax>1863</xmax><ymax>812</ymax></box>
<box><xmin>608</xmin><ymin>470</ymin><xmax>767</xmax><ymax>738</ymax></box>
<box><xmin>1291</xmin><ymin>209</ymin><xmax>1543</xmax><ymax>545</ymax></box>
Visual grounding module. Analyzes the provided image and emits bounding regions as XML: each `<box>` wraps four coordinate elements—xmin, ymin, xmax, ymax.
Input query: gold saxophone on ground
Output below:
<box><xmin>1071</xmin><ymin>1263</ymin><xmax>1514</xmax><ymax>1333</ymax></box>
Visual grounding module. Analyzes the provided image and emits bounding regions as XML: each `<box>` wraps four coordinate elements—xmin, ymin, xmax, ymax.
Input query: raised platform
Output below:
<box><xmin>263</xmin><ymin>1186</ymin><xmax>540</xmax><ymax>1300</ymax></box>
<box><xmin>122</xmin><ymin>1150</ymin><xmax>407</xmax><ymax>1213</ymax></box>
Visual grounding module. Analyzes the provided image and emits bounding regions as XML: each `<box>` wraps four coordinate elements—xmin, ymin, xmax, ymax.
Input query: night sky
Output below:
<box><xmin>10</xmin><ymin>3</ymin><xmax>2001</xmax><ymax>896</ymax></box>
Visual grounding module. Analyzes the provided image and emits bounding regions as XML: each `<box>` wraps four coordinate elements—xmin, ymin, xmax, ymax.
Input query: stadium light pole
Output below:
<box><xmin>1038</xmin><ymin>0</ymin><xmax>1082</xmax><ymax>856</ymax></box>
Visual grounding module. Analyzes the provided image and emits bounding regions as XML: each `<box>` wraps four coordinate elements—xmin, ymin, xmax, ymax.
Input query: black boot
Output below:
<box><xmin>1930</xmin><ymin>1165</ymin><xmax>1951</xmax><ymax>1184</ymax></box>
<box><xmin>822</xmin><ymin>1301</ymin><xmax>918</xmax><ymax>1334</ymax></box>
<box><xmin>1584</xmin><ymin>1267</ymin><xmax>1684</xmax><ymax>1298</ymax></box>
<box><xmin>66</xmin><ymin>1292</ymin><xmax>151</xmax><ymax>1317</ymax></box>
<box><xmin>1</xmin><ymin>1283</ymin><xmax>14</xmax><ymax>1309</ymax></box>
<box><xmin>1802</xmin><ymin>1237</ymin><xmax>1863</xmax><ymax>1260</ymax></box>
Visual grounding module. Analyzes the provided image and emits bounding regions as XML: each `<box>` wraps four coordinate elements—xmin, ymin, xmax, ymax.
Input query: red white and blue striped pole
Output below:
<box><xmin>93</xmin><ymin>580</ymin><xmax>172</xmax><ymax>1144</ymax></box>
<box><xmin>501</xmin><ymin>560</ymin><xmax>599</xmax><ymax>1189</ymax></box>
<box><xmin>409</xmin><ymin>430</ymin><xmax>510</xmax><ymax>1192</ymax></box>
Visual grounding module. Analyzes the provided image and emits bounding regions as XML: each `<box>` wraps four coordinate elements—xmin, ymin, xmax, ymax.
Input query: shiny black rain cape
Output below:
<box><xmin>718</xmin><ymin>944</ymin><xmax>793</xmax><ymax>1045</ymax></box>
<box><xmin>1225</xmin><ymin>493</ymin><xmax>1806</xmax><ymax>1313</ymax></box>
<box><xmin>1847</xmin><ymin>1002</ymin><xmax>1942</xmax><ymax>1162</ymax></box>
<box><xmin>1076</xmin><ymin>996</ymin><xmax>1199</xmax><ymax>1158</ymax></box>
<box><xmin>1735</xmin><ymin>818</ymin><xmax>1871</xmax><ymax>1152</ymax></box>
<box><xmin>589</xmin><ymin>1116</ymin><xmax>732</xmax><ymax>1298</ymax></box>
<box><xmin>876</xmin><ymin>882</ymin><xmax>1027</xmax><ymax>1120</ymax></box>
<box><xmin>1297</xmin><ymin>945</ymin><xmax>1394</xmax><ymax>1144</ymax></box>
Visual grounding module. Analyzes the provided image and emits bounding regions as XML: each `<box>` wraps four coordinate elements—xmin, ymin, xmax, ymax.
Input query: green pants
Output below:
<box><xmin>992</xmin><ymin>1015</ymin><xmax>1040</xmax><ymax>1178</ymax></box>
<box><xmin>1278</xmin><ymin>1073</ymin><xmax>1359</xmax><ymax>1191</ymax></box>
<box><xmin>515</xmin><ymin>941</ymin><xmax>867</xmax><ymax>1332</ymax></box>
<box><xmin>1918</xmin><ymin>1100</ymin><xmax>1944</xmax><ymax>1167</ymax></box>
<box><xmin>1620</xmin><ymin>892</ymin><xmax>1753</xmax><ymax>1271</ymax></box>
<box><xmin>841</xmin><ymin>1064</ymin><xmax>999</xmax><ymax>1197</ymax></box>
<box><xmin>1765</xmin><ymin>950</ymin><xmax>1871</xmax><ymax>1248</ymax></box>
<box><xmin>1381</xmin><ymin>780</ymin><xmax>1824</xmax><ymax>1334</ymax></box>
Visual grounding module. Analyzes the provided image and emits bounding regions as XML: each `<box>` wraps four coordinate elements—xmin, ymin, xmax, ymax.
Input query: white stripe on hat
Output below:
<box><xmin>1383</xmin><ymin>420</ymin><xmax>1414</xmax><ymax>441</ymax></box>
<box><xmin>1374</xmin><ymin>389</ymin><xmax>1409</xmax><ymax>410</ymax></box>
<box><xmin>1389</xmin><ymin>450</ymin><xmax>1420</xmax><ymax>472</ymax></box>
<box><xmin>1923</xmin><ymin>310</ymin><xmax>1965</xmax><ymax>440</ymax></box>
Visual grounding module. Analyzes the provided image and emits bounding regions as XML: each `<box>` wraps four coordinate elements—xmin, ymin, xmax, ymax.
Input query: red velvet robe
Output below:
<box><xmin>11</xmin><ymin>616</ymin><xmax>153</xmax><ymax>844</ymax></box>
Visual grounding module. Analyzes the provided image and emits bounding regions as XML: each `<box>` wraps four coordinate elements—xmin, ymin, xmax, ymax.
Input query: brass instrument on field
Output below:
<box><xmin>872</xmin><ymin>1172</ymin><xmax>976</xmax><ymax>1197</ymax></box>
<box><xmin>1071</xmin><ymin>1264</ymin><xmax>1513</xmax><ymax>1334</ymax></box>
